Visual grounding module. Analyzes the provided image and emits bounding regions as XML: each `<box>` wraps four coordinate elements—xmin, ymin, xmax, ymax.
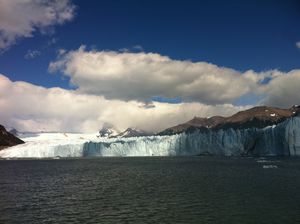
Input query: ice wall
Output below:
<box><xmin>0</xmin><ymin>141</ymin><xmax>85</xmax><ymax>158</ymax></box>
<box><xmin>82</xmin><ymin>116</ymin><xmax>300</xmax><ymax>157</ymax></box>
<box><xmin>1</xmin><ymin>117</ymin><xmax>300</xmax><ymax>158</ymax></box>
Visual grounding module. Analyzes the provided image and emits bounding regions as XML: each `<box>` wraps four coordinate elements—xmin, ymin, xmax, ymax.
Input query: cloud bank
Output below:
<box><xmin>0</xmin><ymin>74</ymin><xmax>247</xmax><ymax>133</ymax></box>
<box><xmin>0</xmin><ymin>0</ymin><xmax>75</xmax><ymax>50</ymax></box>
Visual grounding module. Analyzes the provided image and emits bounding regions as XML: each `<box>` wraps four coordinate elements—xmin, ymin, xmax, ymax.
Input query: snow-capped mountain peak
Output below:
<box><xmin>112</xmin><ymin>127</ymin><xmax>153</xmax><ymax>138</ymax></box>
<box><xmin>98</xmin><ymin>123</ymin><xmax>120</xmax><ymax>138</ymax></box>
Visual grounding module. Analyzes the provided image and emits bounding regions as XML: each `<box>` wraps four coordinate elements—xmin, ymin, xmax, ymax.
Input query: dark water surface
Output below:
<box><xmin>0</xmin><ymin>157</ymin><xmax>300</xmax><ymax>223</ymax></box>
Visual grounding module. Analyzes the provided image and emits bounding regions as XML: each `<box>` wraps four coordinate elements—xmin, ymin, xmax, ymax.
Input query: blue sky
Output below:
<box><xmin>1</xmin><ymin>0</ymin><xmax>300</xmax><ymax>88</ymax></box>
<box><xmin>1</xmin><ymin>0</ymin><xmax>300</xmax><ymax>132</ymax></box>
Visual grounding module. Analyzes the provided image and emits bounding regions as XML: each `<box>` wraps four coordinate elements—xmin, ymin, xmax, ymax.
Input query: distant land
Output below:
<box><xmin>160</xmin><ymin>105</ymin><xmax>300</xmax><ymax>134</ymax></box>
<box><xmin>0</xmin><ymin>125</ymin><xmax>24</xmax><ymax>150</ymax></box>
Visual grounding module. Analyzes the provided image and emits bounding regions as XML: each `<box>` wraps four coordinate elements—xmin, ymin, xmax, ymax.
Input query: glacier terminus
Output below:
<box><xmin>1</xmin><ymin>115</ymin><xmax>300</xmax><ymax>158</ymax></box>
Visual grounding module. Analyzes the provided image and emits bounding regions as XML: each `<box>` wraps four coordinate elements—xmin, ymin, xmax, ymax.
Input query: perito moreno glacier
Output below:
<box><xmin>0</xmin><ymin>116</ymin><xmax>300</xmax><ymax>158</ymax></box>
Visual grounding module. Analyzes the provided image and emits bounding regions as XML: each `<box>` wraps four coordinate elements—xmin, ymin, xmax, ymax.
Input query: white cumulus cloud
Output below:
<box><xmin>261</xmin><ymin>70</ymin><xmax>300</xmax><ymax>108</ymax></box>
<box><xmin>49</xmin><ymin>46</ymin><xmax>266</xmax><ymax>104</ymax></box>
<box><xmin>0</xmin><ymin>0</ymin><xmax>76</xmax><ymax>50</ymax></box>
<box><xmin>50</xmin><ymin>46</ymin><xmax>300</xmax><ymax>108</ymax></box>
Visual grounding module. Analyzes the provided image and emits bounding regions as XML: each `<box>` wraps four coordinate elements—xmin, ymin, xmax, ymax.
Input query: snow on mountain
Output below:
<box><xmin>112</xmin><ymin>128</ymin><xmax>153</xmax><ymax>138</ymax></box>
<box><xmin>98</xmin><ymin>123</ymin><xmax>120</xmax><ymax>138</ymax></box>
<box><xmin>160</xmin><ymin>105</ymin><xmax>300</xmax><ymax>135</ymax></box>
<box><xmin>98</xmin><ymin>127</ymin><xmax>119</xmax><ymax>138</ymax></box>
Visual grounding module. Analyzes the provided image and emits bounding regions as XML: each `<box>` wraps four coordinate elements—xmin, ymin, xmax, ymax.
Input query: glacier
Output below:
<box><xmin>0</xmin><ymin>132</ymin><xmax>99</xmax><ymax>158</ymax></box>
<box><xmin>0</xmin><ymin>117</ymin><xmax>300</xmax><ymax>158</ymax></box>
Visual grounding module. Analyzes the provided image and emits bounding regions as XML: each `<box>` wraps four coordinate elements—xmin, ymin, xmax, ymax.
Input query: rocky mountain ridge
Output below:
<box><xmin>0</xmin><ymin>125</ymin><xmax>24</xmax><ymax>150</ymax></box>
<box><xmin>111</xmin><ymin>128</ymin><xmax>153</xmax><ymax>138</ymax></box>
<box><xmin>160</xmin><ymin>105</ymin><xmax>300</xmax><ymax>135</ymax></box>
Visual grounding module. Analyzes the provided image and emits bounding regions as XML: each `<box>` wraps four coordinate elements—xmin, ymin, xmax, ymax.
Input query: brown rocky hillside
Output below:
<box><xmin>160</xmin><ymin>105</ymin><xmax>300</xmax><ymax>135</ymax></box>
<box><xmin>0</xmin><ymin>125</ymin><xmax>24</xmax><ymax>150</ymax></box>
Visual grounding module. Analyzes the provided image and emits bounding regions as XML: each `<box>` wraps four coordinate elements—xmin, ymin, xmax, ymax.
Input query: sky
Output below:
<box><xmin>0</xmin><ymin>0</ymin><xmax>300</xmax><ymax>132</ymax></box>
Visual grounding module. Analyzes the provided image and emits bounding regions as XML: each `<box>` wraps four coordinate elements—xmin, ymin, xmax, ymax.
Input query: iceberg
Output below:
<box><xmin>0</xmin><ymin>117</ymin><xmax>300</xmax><ymax>158</ymax></box>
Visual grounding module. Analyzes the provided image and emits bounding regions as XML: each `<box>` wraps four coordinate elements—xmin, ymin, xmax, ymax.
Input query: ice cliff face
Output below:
<box><xmin>83</xmin><ymin>116</ymin><xmax>300</xmax><ymax>157</ymax></box>
<box><xmin>1</xmin><ymin>117</ymin><xmax>300</xmax><ymax>158</ymax></box>
<box><xmin>0</xmin><ymin>132</ymin><xmax>98</xmax><ymax>158</ymax></box>
<box><xmin>251</xmin><ymin>116</ymin><xmax>300</xmax><ymax>156</ymax></box>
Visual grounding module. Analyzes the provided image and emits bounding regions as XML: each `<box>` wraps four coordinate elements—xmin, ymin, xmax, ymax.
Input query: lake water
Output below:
<box><xmin>0</xmin><ymin>157</ymin><xmax>300</xmax><ymax>223</ymax></box>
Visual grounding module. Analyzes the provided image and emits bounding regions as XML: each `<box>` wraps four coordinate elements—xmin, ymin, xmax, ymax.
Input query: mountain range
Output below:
<box><xmin>111</xmin><ymin>128</ymin><xmax>153</xmax><ymax>138</ymax></box>
<box><xmin>160</xmin><ymin>105</ymin><xmax>300</xmax><ymax>135</ymax></box>
<box><xmin>98</xmin><ymin>125</ymin><xmax>153</xmax><ymax>138</ymax></box>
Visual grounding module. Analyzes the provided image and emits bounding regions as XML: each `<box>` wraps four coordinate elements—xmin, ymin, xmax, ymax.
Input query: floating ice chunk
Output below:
<box><xmin>257</xmin><ymin>159</ymin><xmax>269</xmax><ymax>163</ymax></box>
<box><xmin>263</xmin><ymin>165</ymin><xmax>278</xmax><ymax>169</ymax></box>
<box><xmin>270</xmin><ymin>113</ymin><xmax>276</xmax><ymax>117</ymax></box>
<box><xmin>257</xmin><ymin>159</ymin><xmax>280</xmax><ymax>163</ymax></box>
